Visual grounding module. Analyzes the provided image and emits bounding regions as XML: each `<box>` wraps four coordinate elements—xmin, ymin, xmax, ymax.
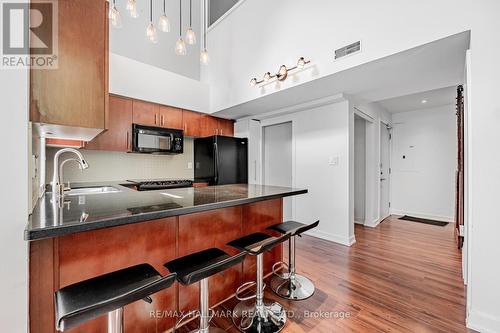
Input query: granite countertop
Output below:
<box><xmin>25</xmin><ymin>182</ymin><xmax>307</xmax><ymax>241</ymax></box>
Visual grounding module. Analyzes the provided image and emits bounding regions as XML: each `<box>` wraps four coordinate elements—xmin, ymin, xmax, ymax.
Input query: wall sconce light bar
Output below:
<box><xmin>250</xmin><ymin>57</ymin><xmax>311</xmax><ymax>87</ymax></box>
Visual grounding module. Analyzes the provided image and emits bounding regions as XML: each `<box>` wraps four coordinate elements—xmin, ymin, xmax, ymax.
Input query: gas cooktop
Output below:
<box><xmin>127</xmin><ymin>179</ymin><xmax>193</xmax><ymax>191</ymax></box>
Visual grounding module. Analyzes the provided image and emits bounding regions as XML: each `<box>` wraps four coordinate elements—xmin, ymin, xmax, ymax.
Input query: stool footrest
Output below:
<box><xmin>235</xmin><ymin>281</ymin><xmax>267</xmax><ymax>301</ymax></box>
<box><xmin>173</xmin><ymin>309</ymin><xmax>215</xmax><ymax>332</ymax></box>
<box><xmin>272</xmin><ymin>261</ymin><xmax>291</xmax><ymax>279</ymax></box>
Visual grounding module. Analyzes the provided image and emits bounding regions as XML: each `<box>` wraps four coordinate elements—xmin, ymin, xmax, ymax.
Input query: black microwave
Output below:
<box><xmin>132</xmin><ymin>124</ymin><xmax>183</xmax><ymax>154</ymax></box>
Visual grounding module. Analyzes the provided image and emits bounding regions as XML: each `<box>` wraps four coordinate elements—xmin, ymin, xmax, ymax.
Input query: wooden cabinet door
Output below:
<box><xmin>182</xmin><ymin>110</ymin><xmax>201</xmax><ymax>137</ymax></box>
<box><xmin>86</xmin><ymin>96</ymin><xmax>132</xmax><ymax>152</ymax></box>
<box><xmin>199</xmin><ymin>115</ymin><xmax>219</xmax><ymax>137</ymax></box>
<box><xmin>30</xmin><ymin>0</ymin><xmax>108</xmax><ymax>129</ymax></box>
<box><xmin>132</xmin><ymin>100</ymin><xmax>159</xmax><ymax>126</ymax></box>
<box><xmin>218</xmin><ymin>118</ymin><xmax>234</xmax><ymax>136</ymax></box>
<box><xmin>159</xmin><ymin>106</ymin><xmax>183</xmax><ymax>130</ymax></box>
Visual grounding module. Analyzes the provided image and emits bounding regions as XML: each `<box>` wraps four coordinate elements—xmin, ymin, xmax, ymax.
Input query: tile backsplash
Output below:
<box><xmin>45</xmin><ymin>138</ymin><xmax>194</xmax><ymax>183</ymax></box>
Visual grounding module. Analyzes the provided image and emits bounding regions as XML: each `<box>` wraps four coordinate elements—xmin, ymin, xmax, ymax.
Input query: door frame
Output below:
<box><xmin>379</xmin><ymin>120</ymin><xmax>392</xmax><ymax>223</ymax></box>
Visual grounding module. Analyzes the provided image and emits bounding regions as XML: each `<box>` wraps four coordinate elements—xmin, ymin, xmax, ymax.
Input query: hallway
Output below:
<box><xmin>194</xmin><ymin>216</ymin><xmax>473</xmax><ymax>332</ymax></box>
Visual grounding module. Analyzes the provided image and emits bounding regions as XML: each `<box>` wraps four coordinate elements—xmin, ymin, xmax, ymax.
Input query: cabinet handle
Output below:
<box><xmin>161</xmin><ymin>115</ymin><xmax>164</xmax><ymax>126</ymax></box>
<box><xmin>220</xmin><ymin>129</ymin><xmax>223</xmax><ymax>135</ymax></box>
<box><xmin>126</xmin><ymin>131</ymin><xmax>130</xmax><ymax>151</ymax></box>
<box><xmin>155</xmin><ymin>113</ymin><xmax>158</xmax><ymax>125</ymax></box>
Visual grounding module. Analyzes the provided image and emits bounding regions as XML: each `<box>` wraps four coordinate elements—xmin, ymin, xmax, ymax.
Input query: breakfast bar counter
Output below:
<box><xmin>27</xmin><ymin>183</ymin><xmax>307</xmax><ymax>333</ymax></box>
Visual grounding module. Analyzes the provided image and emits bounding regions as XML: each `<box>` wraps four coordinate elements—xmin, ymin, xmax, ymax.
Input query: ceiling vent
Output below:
<box><xmin>334</xmin><ymin>41</ymin><xmax>361</xmax><ymax>60</ymax></box>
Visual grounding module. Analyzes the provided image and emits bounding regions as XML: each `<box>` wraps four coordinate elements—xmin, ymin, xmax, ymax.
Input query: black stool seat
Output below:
<box><xmin>164</xmin><ymin>248</ymin><xmax>246</xmax><ymax>285</ymax></box>
<box><xmin>227</xmin><ymin>232</ymin><xmax>290</xmax><ymax>255</ymax></box>
<box><xmin>55</xmin><ymin>264</ymin><xmax>175</xmax><ymax>331</ymax></box>
<box><xmin>267</xmin><ymin>220</ymin><xmax>320</xmax><ymax>236</ymax></box>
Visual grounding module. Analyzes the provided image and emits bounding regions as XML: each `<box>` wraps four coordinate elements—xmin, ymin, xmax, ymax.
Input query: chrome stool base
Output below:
<box><xmin>270</xmin><ymin>274</ymin><xmax>315</xmax><ymax>300</ymax></box>
<box><xmin>187</xmin><ymin>327</ymin><xmax>226</xmax><ymax>333</ymax></box>
<box><xmin>232</xmin><ymin>299</ymin><xmax>287</xmax><ymax>333</ymax></box>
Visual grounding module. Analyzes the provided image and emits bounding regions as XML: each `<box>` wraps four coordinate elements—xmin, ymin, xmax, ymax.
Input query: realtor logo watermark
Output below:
<box><xmin>1</xmin><ymin>0</ymin><xmax>58</xmax><ymax>69</ymax></box>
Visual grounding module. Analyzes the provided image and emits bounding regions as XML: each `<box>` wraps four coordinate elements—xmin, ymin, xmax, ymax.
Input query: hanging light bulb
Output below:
<box><xmin>176</xmin><ymin>0</ymin><xmax>187</xmax><ymax>55</ymax></box>
<box><xmin>250</xmin><ymin>78</ymin><xmax>257</xmax><ymax>87</ymax></box>
<box><xmin>126</xmin><ymin>0</ymin><xmax>138</xmax><ymax>18</ymax></box>
<box><xmin>109</xmin><ymin>0</ymin><xmax>122</xmax><ymax>28</ymax></box>
<box><xmin>297</xmin><ymin>57</ymin><xmax>306</xmax><ymax>69</ymax></box>
<box><xmin>146</xmin><ymin>23</ymin><xmax>158</xmax><ymax>43</ymax></box>
<box><xmin>263</xmin><ymin>72</ymin><xmax>272</xmax><ymax>82</ymax></box>
<box><xmin>185</xmin><ymin>0</ymin><xmax>196</xmax><ymax>44</ymax></box>
<box><xmin>175</xmin><ymin>37</ymin><xmax>187</xmax><ymax>55</ymax></box>
<box><xmin>146</xmin><ymin>0</ymin><xmax>157</xmax><ymax>43</ymax></box>
<box><xmin>158</xmin><ymin>0</ymin><xmax>170</xmax><ymax>32</ymax></box>
<box><xmin>200</xmin><ymin>49</ymin><xmax>210</xmax><ymax>64</ymax></box>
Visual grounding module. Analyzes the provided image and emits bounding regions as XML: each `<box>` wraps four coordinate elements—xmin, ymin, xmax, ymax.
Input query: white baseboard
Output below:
<box><xmin>467</xmin><ymin>309</ymin><xmax>500</xmax><ymax>333</ymax></box>
<box><xmin>390</xmin><ymin>210</ymin><xmax>454</xmax><ymax>223</ymax></box>
<box><xmin>305</xmin><ymin>229</ymin><xmax>356</xmax><ymax>247</ymax></box>
<box><xmin>364</xmin><ymin>218</ymin><xmax>381</xmax><ymax>228</ymax></box>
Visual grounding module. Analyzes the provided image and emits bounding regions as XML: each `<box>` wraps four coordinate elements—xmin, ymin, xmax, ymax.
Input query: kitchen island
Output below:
<box><xmin>26</xmin><ymin>183</ymin><xmax>307</xmax><ymax>333</ymax></box>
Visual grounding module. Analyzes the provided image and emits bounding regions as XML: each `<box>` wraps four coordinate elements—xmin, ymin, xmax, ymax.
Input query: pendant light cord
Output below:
<box><xmin>163</xmin><ymin>0</ymin><xmax>166</xmax><ymax>14</ymax></box>
<box><xmin>150</xmin><ymin>0</ymin><xmax>152</xmax><ymax>22</ymax></box>
<box><xmin>204</xmin><ymin>0</ymin><xmax>207</xmax><ymax>49</ymax></box>
<box><xmin>179</xmin><ymin>0</ymin><xmax>182</xmax><ymax>37</ymax></box>
<box><xmin>189</xmin><ymin>0</ymin><xmax>192</xmax><ymax>27</ymax></box>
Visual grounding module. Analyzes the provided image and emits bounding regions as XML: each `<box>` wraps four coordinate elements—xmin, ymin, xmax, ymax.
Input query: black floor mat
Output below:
<box><xmin>398</xmin><ymin>215</ymin><xmax>448</xmax><ymax>227</ymax></box>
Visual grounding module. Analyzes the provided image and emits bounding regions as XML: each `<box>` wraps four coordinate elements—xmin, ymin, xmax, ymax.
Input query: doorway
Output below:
<box><xmin>263</xmin><ymin>122</ymin><xmax>293</xmax><ymax>220</ymax></box>
<box><xmin>379</xmin><ymin>122</ymin><xmax>391</xmax><ymax>221</ymax></box>
<box><xmin>354</xmin><ymin>115</ymin><xmax>367</xmax><ymax>225</ymax></box>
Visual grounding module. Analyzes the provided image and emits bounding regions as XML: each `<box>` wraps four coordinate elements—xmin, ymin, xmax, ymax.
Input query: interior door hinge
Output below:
<box><xmin>389</xmin><ymin>168</ymin><xmax>391</xmax><ymax>174</ymax></box>
<box><xmin>389</xmin><ymin>133</ymin><xmax>392</xmax><ymax>140</ymax></box>
<box><xmin>389</xmin><ymin>202</ymin><xmax>391</xmax><ymax>208</ymax></box>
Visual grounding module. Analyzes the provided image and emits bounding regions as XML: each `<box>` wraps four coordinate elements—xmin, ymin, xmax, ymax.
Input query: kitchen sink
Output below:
<box><xmin>65</xmin><ymin>186</ymin><xmax>122</xmax><ymax>196</ymax></box>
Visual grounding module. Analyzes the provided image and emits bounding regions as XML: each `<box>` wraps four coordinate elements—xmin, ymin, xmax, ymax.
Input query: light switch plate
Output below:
<box><xmin>328</xmin><ymin>156</ymin><xmax>339</xmax><ymax>166</ymax></box>
<box><xmin>187</xmin><ymin>162</ymin><xmax>193</xmax><ymax>169</ymax></box>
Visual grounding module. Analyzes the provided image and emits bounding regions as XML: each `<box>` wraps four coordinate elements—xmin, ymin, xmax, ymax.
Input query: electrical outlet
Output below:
<box><xmin>187</xmin><ymin>162</ymin><xmax>193</xmax><ymax>169</ymax></box>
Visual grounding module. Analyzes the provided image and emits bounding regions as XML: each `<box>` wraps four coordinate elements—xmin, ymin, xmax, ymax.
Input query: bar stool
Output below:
<box><xmin>227</xmin><ymin>232</ymin><xmax>291</xmax><ymax>333</ymax></box>
<box><xmin>267</xmin><ymin>220</ymin><xmax>320</xmax><ymax>300</ymax></box>
<box><xmin>164</xmin><ymin>248</ymin><xmax>246</xmax><ymax>333</ymax></box>
<box><xmin>54</xmin><ymin>264</ymin><xmax>176</xmax><ymax>332</ymax></box>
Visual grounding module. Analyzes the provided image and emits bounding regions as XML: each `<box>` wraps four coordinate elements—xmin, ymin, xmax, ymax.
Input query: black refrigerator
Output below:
<box><xmin>194</xmin><ymin>136</ymin><xmax>248</xmax><ymax>185</ymax></box>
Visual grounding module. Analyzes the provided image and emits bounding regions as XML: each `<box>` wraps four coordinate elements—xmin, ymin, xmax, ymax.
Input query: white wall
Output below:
<box><xmin>236</xmin><ymin>98</ymin><xmax>354</xmax><ymax>245</ymax></box>
<box><xmin>390</xmin><ymin>106</ymin><xmax>457</xmax><ymax>222</ymax></box>
<box><xmin>354</xmin><ymin>116</ymin><xmax>366</xmax><ymax>223</ymax></box>
<box><xmin>45</xmin><ymin>138</ymin><xmax>194</xmax><ymax>183</ymax></box>
<box><xmin>0</xmin><ymin>57</ymin><xmax>28</xmax><ymax>332</ymax></box>
<box><xmin>109</xmin><ymin>0</ymin><xmax>201</xmax><ymax>80</ymax></box>
<box><xmin>110</xmin><ymin>53</ymin><xmax>209</xmax><ymax>112</ymax></box>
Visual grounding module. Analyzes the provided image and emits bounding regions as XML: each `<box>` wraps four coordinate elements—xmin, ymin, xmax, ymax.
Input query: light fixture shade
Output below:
<box><xmin>175</xmin><ymin>37</ymin><xmax>187</xmax><ymax>55</ymax></box>
<box><xmin>159</xmin><ymin>15</ymin><xmax>171</xmax><ymax>32</ymax></box>
<box><xmin>297</xmin><ymin>57</ymin><xmax>306</xmax><ymax>69</ymax></box>
<box><xmin>126</xmin><ymin>0</ymin><xmax>138</xmax><ymax>18</ymax></box>
<box><xmin>200</xmin><ymin>49</ymin><xmax>210</xmax><ymax>64</ymax></box>
<box><xmin>146</xmin><ymin>23</ymin><xmax>158</xmax><ymax>44</ymax></box>
<box><xmin>250</xmin><ymin>78</ymin><xmax>257</xmax><ymax>87</ymax></box>
<box><xmin>109</xmin><ymin>5</ymin><xmax>122</xmax><ymax>28</ymax></box>
<box><xmin>185</xmin><ymin>27</ymin><xmax>197</xmax><ymax>45</ymax></box>
<box><xmin>263</xmin><ymin>72</ymin><xmax>271</xmax><ymax>82</ymax></box>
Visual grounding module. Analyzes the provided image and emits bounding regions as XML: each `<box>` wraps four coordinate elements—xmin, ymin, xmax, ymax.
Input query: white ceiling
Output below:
<box><xmin>214</xmin><ymin>31</ymin><xmax>469</xmax><ymax>119</ymax></box>
<box><xmin>377</xmin><ymin>86</ymin><xmax>458</xmax><ymax>114</ymax></box>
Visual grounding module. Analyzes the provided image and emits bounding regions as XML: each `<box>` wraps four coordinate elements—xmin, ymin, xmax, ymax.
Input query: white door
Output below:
<box><xmin>380</xmin><ymin>123</ymin><xmax>391</xmax><ymax>220</ymax></box>
<box><xmin>263</xmin><ymin>122</ymin><xmax>293</xmax><ymax>220</ymax></box>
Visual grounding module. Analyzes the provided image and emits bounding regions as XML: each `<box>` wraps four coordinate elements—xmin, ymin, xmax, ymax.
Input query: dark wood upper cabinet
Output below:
<box><xmin>159</xmin><ymin>106</ymin><xmax>183</xmax><ymax>130</ymax></box>
<box><xmin>30</xmin><ymin>0</ymin><xmax>108</xmax><ymax>129</ymax></box>
<box><xmin>132</xmin><ymin>100</ymin><xmax>159</xmax><ymax>127</ymax></box>
<box><xmin>199</xmin><ymin>114</ymin><xmax>219</xmax><ymax>137</ymax></box>
<box><xmin>86</xmin><ymin>96</ymin><xmax>133</xmax><ymax>152</ymax></box>
<box><xmin>218</xmin><ymin>118</ymin><xmax>235</xmax><ymax>136</ymax></box>
<box><xmin>182</xmin><ymin>110</ymin><xmax>201</xmax><ymax>137</ymax></box>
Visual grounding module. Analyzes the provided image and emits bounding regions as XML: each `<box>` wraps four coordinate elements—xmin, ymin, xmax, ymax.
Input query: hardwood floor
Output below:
<box><xmin>177</xmin><ymin>215</ymin><xmax>475</xmax><ymax>333</ymax></box>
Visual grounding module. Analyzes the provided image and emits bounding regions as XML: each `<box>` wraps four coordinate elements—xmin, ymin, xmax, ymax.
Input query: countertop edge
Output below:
<box><xmin>25</xmin><ymin>188</ymin><xmax>308</xmax><ymax>241</ymax></box>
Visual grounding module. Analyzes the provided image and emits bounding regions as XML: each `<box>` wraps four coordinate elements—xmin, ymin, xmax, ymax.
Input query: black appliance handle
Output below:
<box><xmin>214</xmin><ymin>141</ymin><xmax>219</xmax><ymax>184</ymax></box>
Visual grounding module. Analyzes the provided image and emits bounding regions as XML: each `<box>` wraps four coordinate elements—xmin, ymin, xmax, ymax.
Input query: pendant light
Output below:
<box><xmin>200</xmin><ymin>0</ymin><xmax>209</xmax><ymax>64</ymax></box>
<box><xmin>175</xmin><ymin>0</ymin><xmax>187</xmax><ymax>55</ymax></box>
<box><xmin>185</xmin><ymin>0</ymin><xmax>196</xmax><ymax>45</ymax></box>
<box><xmin>158</xmin><ymin>0</ymin><xmax>171</xmax><ymax>32</ymax></box>
<box><xmin>146</xmin><ymin>0</ymin><xmax>158</xmax><ymax>44</ymax></box>
<box><xmin>126</xmin><ymin>0</ymin><xmax>138</xmax><ymax>18</ymax></box>
<box><xmin>109</xmin><ymin>0</ymin><xmax>122</xmax><ymax>28</ymax></box>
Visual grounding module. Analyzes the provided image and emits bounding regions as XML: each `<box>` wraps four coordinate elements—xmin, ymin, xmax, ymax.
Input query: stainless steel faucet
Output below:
<box><xmin>51</xmin><ymin>148</ymin><xmax>89</xmax><ymax>199</ymax></box>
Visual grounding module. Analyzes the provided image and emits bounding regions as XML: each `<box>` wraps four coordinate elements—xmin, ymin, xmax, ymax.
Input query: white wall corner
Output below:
<box><xmin>467</xmin><ymin>309</ymin><xmax>500</xmax><ymax>333</ymax></box>
<box><xmin>306</xmin><ymin>229</ymin><xmax>356</xmax><ymax>247</ymax></box>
